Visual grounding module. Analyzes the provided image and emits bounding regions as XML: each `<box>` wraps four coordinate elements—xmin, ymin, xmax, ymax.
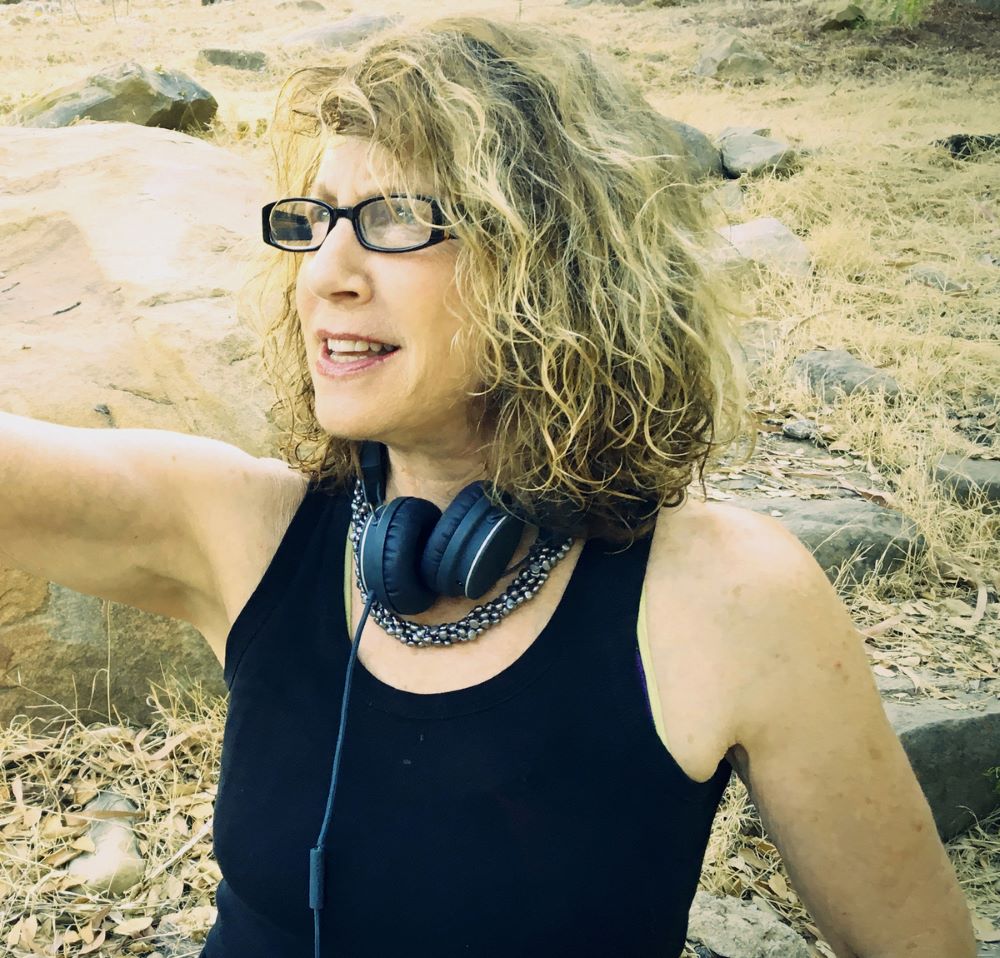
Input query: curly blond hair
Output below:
<box><xmin>243</xmin><ymin>15</ymin><xmax>747</xmax><ymax>546</ymax></box>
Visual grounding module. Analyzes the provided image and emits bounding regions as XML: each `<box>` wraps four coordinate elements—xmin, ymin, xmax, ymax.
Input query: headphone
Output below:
<box><xmin>355</xmin><ymin>440</ymin><xmax>538</xmax><ymax>615</ymax></box>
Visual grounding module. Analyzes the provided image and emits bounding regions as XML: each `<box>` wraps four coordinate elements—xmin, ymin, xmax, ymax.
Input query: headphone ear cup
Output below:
<box><xmin>421</xmin><ymin>483</ymin><xmax>524</xmax><ymax>599</ymax></box>
<box><xmin>359</xmin><ymin>497</ymin><xmax>442</xmax><ymax>615</ymax></box>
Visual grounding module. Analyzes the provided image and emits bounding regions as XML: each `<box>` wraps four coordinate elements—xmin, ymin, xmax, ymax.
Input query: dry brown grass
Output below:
<box><xmin>1</xmin><ymin>0</ymin><xmax>999</xmax><ymax>954</ymax></box>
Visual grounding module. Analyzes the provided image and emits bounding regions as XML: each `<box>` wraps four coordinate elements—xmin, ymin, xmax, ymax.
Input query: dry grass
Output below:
<box><xmin>1</xmin><ymin>0</ymin><xmax>999</xmax><ymax>954</ymax></box>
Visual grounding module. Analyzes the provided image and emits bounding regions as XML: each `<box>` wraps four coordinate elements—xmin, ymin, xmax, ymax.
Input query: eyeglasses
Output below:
<box><xmin>261</xmin><ymin>195</ymin><xmax>452</xmax><ymax>253</ymax></box>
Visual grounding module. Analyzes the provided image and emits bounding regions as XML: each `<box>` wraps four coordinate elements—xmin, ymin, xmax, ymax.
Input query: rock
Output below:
<box><xmin>702</xmin><ymin>181</ymin><xmax>745</xmax><ymax>223</ymax></box>
<box><xmin>0</xmin><ymin>121</ymin><xmax>275</xmax><ymax>725</ymax></box>
<box><xmin>664</xmin><ymin>118</ymin><xmax>723</xmax><ymax>181</ymax></box>
<box><xmin>715</xmin><ymin>217</ymin><xmax>812</xmax><ymax>278</ymax></box>
<box><xmin>790</xmin><ymin>348</ymin><xmax>900</xmax><ymax>403</ymax></box>
<box><xmin>15</xmin><ymin>61</ymin><xmax>217</xmax><ymax>133</ymax></box>
<box><xmin>978</xmin><ymin>252</ymin><xmax>1000</xmax><ymax>267</ymax></box>
<box><xmin>885</xmin><ymin>695</ymin><xmax>1000</xmax><ymax>840</ymax></box>
<box><xmin>933</xmin><ymin>453</ymin><xmax>1000</xmax><ymax>508</ymax></box>
<box><xmin>693</xmin><ymin>29</ymin><xmax>773</xmax><ymax>82</ymax></box>
<box><xmin>937</xmin><ymin>133</ymin><xmax>1000</xmax><ymax>158</ymax></box>
<box><xmin>717</xmin><ymin>131</ymin><xmax>799</xmax><ymax>177</ymax></box>
<box><xmin>817</xmin><ymin>2</ymin><xmax>866</xmax><ymax>29</ymax></box>
<box><xmin>687</xmin><ymin>891</ymin><xmax>812</xmax><ymax>958</ymax></box>
<box><xmin>567</xmin><ymin>0</ymin><xmax>645</xmax><ymax>5</ymax></box>
<box><xmin>276</xmin><ymin>0</ymin><xmax>324</xmax><ymax>8</ymax></box>
<box><xmin>717</xmin><ymin>124</ymin><xmax>770</xmax><ymax>141</ymax></box>
<box><xmin>282</xmin><ymin>13</ymin><xmax>398</xmax><ymax>51</ymax></box>
<box><xmin>906</xmin><ymin>263</ymin><xmax>972</xmax><ymax>293</ymax></box>
<box><xmin>65</xmin><ymin>791</ymin><xmax>145</xmax><ymax>895</ymax></box>
<box><xmin>196</xmin><ymin>48</ymin><xmax>268</xmax><ymax>72</ymax></box>
<box><xmin>781</xmin><ymin>419</ymin><xmax>817</xmax><ymax>441</ymax></box>
<box><xmin>737</xmin><ymin>318</ymin><xmax>782</xmax><ymax>373</ymax></box>
<box><xmin>733</xmin><ymin>498</ymin><xmax>924</xmax><ymax>582</ymax></box>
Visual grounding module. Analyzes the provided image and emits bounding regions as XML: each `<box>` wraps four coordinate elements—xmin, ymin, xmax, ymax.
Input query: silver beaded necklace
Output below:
<box><xmin>348</xmin><ymin>479</ymin><xmax>574</xmax><ymax>648</ymax></box>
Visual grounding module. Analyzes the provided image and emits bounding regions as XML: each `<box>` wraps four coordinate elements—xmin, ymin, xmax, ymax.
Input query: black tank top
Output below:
<box><xmin>201</xmin><ymin>482</ymin><xmax>732</xmax><ymax>958</ymax></box>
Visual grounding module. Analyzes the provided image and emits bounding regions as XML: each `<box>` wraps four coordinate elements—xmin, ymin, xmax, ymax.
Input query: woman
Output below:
<box><xmin>1</xmin><ymin>13</ymin><xmax>974</xmax><ymax>958</ymax></box>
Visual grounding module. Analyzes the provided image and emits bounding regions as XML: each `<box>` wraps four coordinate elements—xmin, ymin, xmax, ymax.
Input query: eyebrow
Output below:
<box><xmin>307</xmin><ymin>182</ymin><xmax>417</xmax><ymax>203</ymax></box>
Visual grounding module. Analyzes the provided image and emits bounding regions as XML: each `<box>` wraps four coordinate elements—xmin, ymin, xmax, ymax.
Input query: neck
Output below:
<box><xmin>380</xmin><ymin>440</ymin><xmax>487</xmax><ymax>512</ymax></box>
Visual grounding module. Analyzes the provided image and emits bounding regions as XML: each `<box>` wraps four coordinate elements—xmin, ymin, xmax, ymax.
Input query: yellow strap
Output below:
<box><xmin>636</xmin><ymin>581</ymin><xmax>668</xmax><ymax>749</ymax></box>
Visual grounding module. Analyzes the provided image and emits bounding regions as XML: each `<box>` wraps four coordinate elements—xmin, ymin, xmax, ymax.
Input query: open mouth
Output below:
<box><xmin>323</xmin><ymin>339</ymin><xmax>400</xmax><ymax>363</ymax></box>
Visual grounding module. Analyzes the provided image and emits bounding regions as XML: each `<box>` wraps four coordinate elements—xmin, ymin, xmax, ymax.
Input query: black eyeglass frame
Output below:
<box><xmin>261</xmin><ymin>194</ymin><xmax>452</xmax><ymax>254</ymax></box>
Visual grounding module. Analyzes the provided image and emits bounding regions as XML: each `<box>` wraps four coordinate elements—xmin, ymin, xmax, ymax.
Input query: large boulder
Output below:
<box><xmin>14</xmin><ymin>61</ymin><xmax>217</xmax><ymax>133</ymax></box>
<box><xmin>664</xmin><ymin>118</ymin><xmax>724</xmax><ymax>181</ymax></box>
<box><xmin>0</xmin><ymin>123</ymin><xmax>277</xmax><ymax>727</ymax></box>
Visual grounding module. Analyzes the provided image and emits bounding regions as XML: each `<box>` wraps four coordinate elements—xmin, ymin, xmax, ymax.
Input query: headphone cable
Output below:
<box><xmin>309</xmin><ymin>587</ymin><xmax>376</xmax><ymax>958</ymax></box>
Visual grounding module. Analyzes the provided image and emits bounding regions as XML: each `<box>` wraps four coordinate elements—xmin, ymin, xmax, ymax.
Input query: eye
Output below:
<box><xmin>385</xmin><ymin>198</ymin><xmax>419</xmax><ymax>224</ymax></box>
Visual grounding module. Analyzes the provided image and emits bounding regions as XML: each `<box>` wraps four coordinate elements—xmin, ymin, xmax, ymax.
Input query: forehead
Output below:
<box><xmin>310</xmin><ymin>136</ymin><xmax>427</xmax><ymax>200</ymax></box>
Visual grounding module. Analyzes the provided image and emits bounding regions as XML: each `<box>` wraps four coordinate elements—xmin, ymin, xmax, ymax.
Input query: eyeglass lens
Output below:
<box><xmin>268</xmin><ymin>198</ymin><xmax>436</xmax><ymax>250</ymax></box>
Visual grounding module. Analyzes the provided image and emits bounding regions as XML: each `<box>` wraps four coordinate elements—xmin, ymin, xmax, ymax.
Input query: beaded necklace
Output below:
<box><xmin>348</xmin><ymin>479</ymin><xmax>574</xmax><ymax>648</ymax></box>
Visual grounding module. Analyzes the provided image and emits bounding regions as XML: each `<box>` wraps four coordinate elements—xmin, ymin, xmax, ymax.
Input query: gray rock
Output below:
<box><xmin>687</xmin><ymin>891</ymin><xmax>811</xmax><ymax>958</ymax></box>
<box><xmin>817</xmin><ymin>2</ymin><xmax>866</xmax><ymax>29</ymax></box>
<box><xmin>886</xmin><ymin>695</ymin><xmax>1000</xmax><ymax>841</ymax></box>
<box><xmin>737</xmin><ymin>318</ymin><xmax>782</xmax><ymax>372</ymax></box>
<box><xmin>702</xmin><ymin>181</ymin><xmax>745</xmax><ymax>222</ymax></box>
<box><xmin>282</xmin><ymin>13</ymin><xmax>398</xmax><ymax>51</ymax></box>
<box><xmin>16</xmin><ymin>61</ymin><xmax>217</xmax><ymax>133</ymax></box>
<box><xmin>716</xmin><ymin>217</ymin><xmax>812</xmax><ymax>278</ymax></box>
<box><xmin>978</xmin><ymin>942</ymin><xmax>1000</xmax><ymax>958</ymax></box>
<box><xmin>665</xmin><ymin>118</ymin><xmax>724</xmax><ymax>181</ymax></box>
<box><xmin>567</xmin><ymin>0</ymin><xmax>645</xmax><ymax>5</ymax></box>
<box><xmin>906</xmin><ymin>263</ymin><xmax>972</xmax><ymax>293</ymax></box>
<box><xmin>933</xmin><ymin>453</ymin><xmax>1000</xmax><ymax>508</ymax></box>
<box><xmin>781</xmin><ymin>419</ymin><xmax>817</xmax><ymax>441</ymax></box>
<box><xmin>276</xmin><ymin>0</ymin><xmax>324</xmax><ymax>8</ymax></box>
<box><xmin>196</xmin><ymin>48</ymin><xmax>268</xmax><ymax>72</ymax></box>
<box><xmin>717</xmin><ymin>124</ymin><xmax>770</xmax><ymax>141</ymax></box>
<box><xmin>733</xmin><ymin>497</ymin><xmax>925</xmax><ymax>582</ymax></box>
<box><xmin>65</xmin><ymin>790</ymin><xmax>145</xmax><ymax>895</ymax></box>
<box><xmin>718</xmin><ymin>132</ymin><xmax>799</xmax><ymax>178</ymax></box>
<box><xmin>693</xmin><ymin>29</ymin><xmax>773</xmax><ymax>82</ymax></box>
<box><xmin>790</xmin><ymin>348</ymin><xmax>900</xmax><ymax>403</ymax></box>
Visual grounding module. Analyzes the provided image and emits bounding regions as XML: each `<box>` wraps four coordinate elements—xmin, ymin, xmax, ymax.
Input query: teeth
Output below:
<box><xmin>326</xmin><ymin>338</ymin><xmax>395</xmax><ymax>353</ymax></box>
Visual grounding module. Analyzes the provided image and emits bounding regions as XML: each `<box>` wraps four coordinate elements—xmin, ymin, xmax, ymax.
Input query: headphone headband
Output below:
<box><xmin>359</xmin><ymin>440</ymin><xmax>386</xmax><ymax>511</ymax></box>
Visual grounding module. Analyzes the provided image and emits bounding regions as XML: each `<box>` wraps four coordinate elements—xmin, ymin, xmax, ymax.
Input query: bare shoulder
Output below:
<box><xmin>177</xmin><ymin>449</ymin><xmax>309</xmax><ymax>664</ymax></box>
<box><xmin>642</xmin><ymin>497</ymin><xmax>849</xmax><ymax>778</ymax></box>
<box><xmin>649</xmin><ymin>497</ymin><xmax>977</xmax><ymax>956</ymax></box>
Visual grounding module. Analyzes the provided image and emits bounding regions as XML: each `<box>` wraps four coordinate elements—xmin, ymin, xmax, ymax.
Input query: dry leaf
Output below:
<box><xmin>42</xmin><ymin>846</ymin><xmax>88</xmax><ymax>868</ymax></box>
<box><xmin>78</xmin><ymin>929</ymin><xmax>107</xmax><ymax>954</ymax></box>
<box><xmin>19</xmin><ymin>914</ymin><xmax>38</xmax><ymax>947</ymax></box>
<box><xmin>148</xmin><ymin>731</ymin><xmax>192</xmax><ymax>760</ymax></box>
<box><xmin>71</xmin><ymin>835</ymin><xmax>97</xmax><ymax>853</ymax></box>
<box><xmin>872</xmin><ymin>665</ymin><xmax>896</xmax><ymax>677</ymax></box>
<box><xmin>737</xmin><ymin>847</ymin><xmax>769</xmax><ymax>870</ymax></box>
<box><xmin>767</xmin><ymin>872</ymin><xmax>795</xmax><ymax>901</ymax></box>
<box><xmin>113</xmin><ymin>916</ymin><xmax>154</xmax><ymax>936</ymax></box>
<box><xmin>972</xmin><ymin>913</ymin><xmax>1000</xmax><ymax>942</ymax></box>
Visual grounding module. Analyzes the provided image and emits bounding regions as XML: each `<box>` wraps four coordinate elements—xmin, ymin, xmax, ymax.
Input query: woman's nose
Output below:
<box><xmin>302</xmin><ymin>217</ymin><xmax>373</xmax><ymax>302</ymax></box>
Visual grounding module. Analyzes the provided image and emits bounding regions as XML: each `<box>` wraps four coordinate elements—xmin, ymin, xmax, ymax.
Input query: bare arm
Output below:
<box><xmin>0</xmin><ymin>410</ymin><xmax>259</xmax><ymax>628</ymax></box>
<box><xmin>718</xmin><ymin>510</ymin><xmax>977</xmax><ymax>958</ymax></box>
